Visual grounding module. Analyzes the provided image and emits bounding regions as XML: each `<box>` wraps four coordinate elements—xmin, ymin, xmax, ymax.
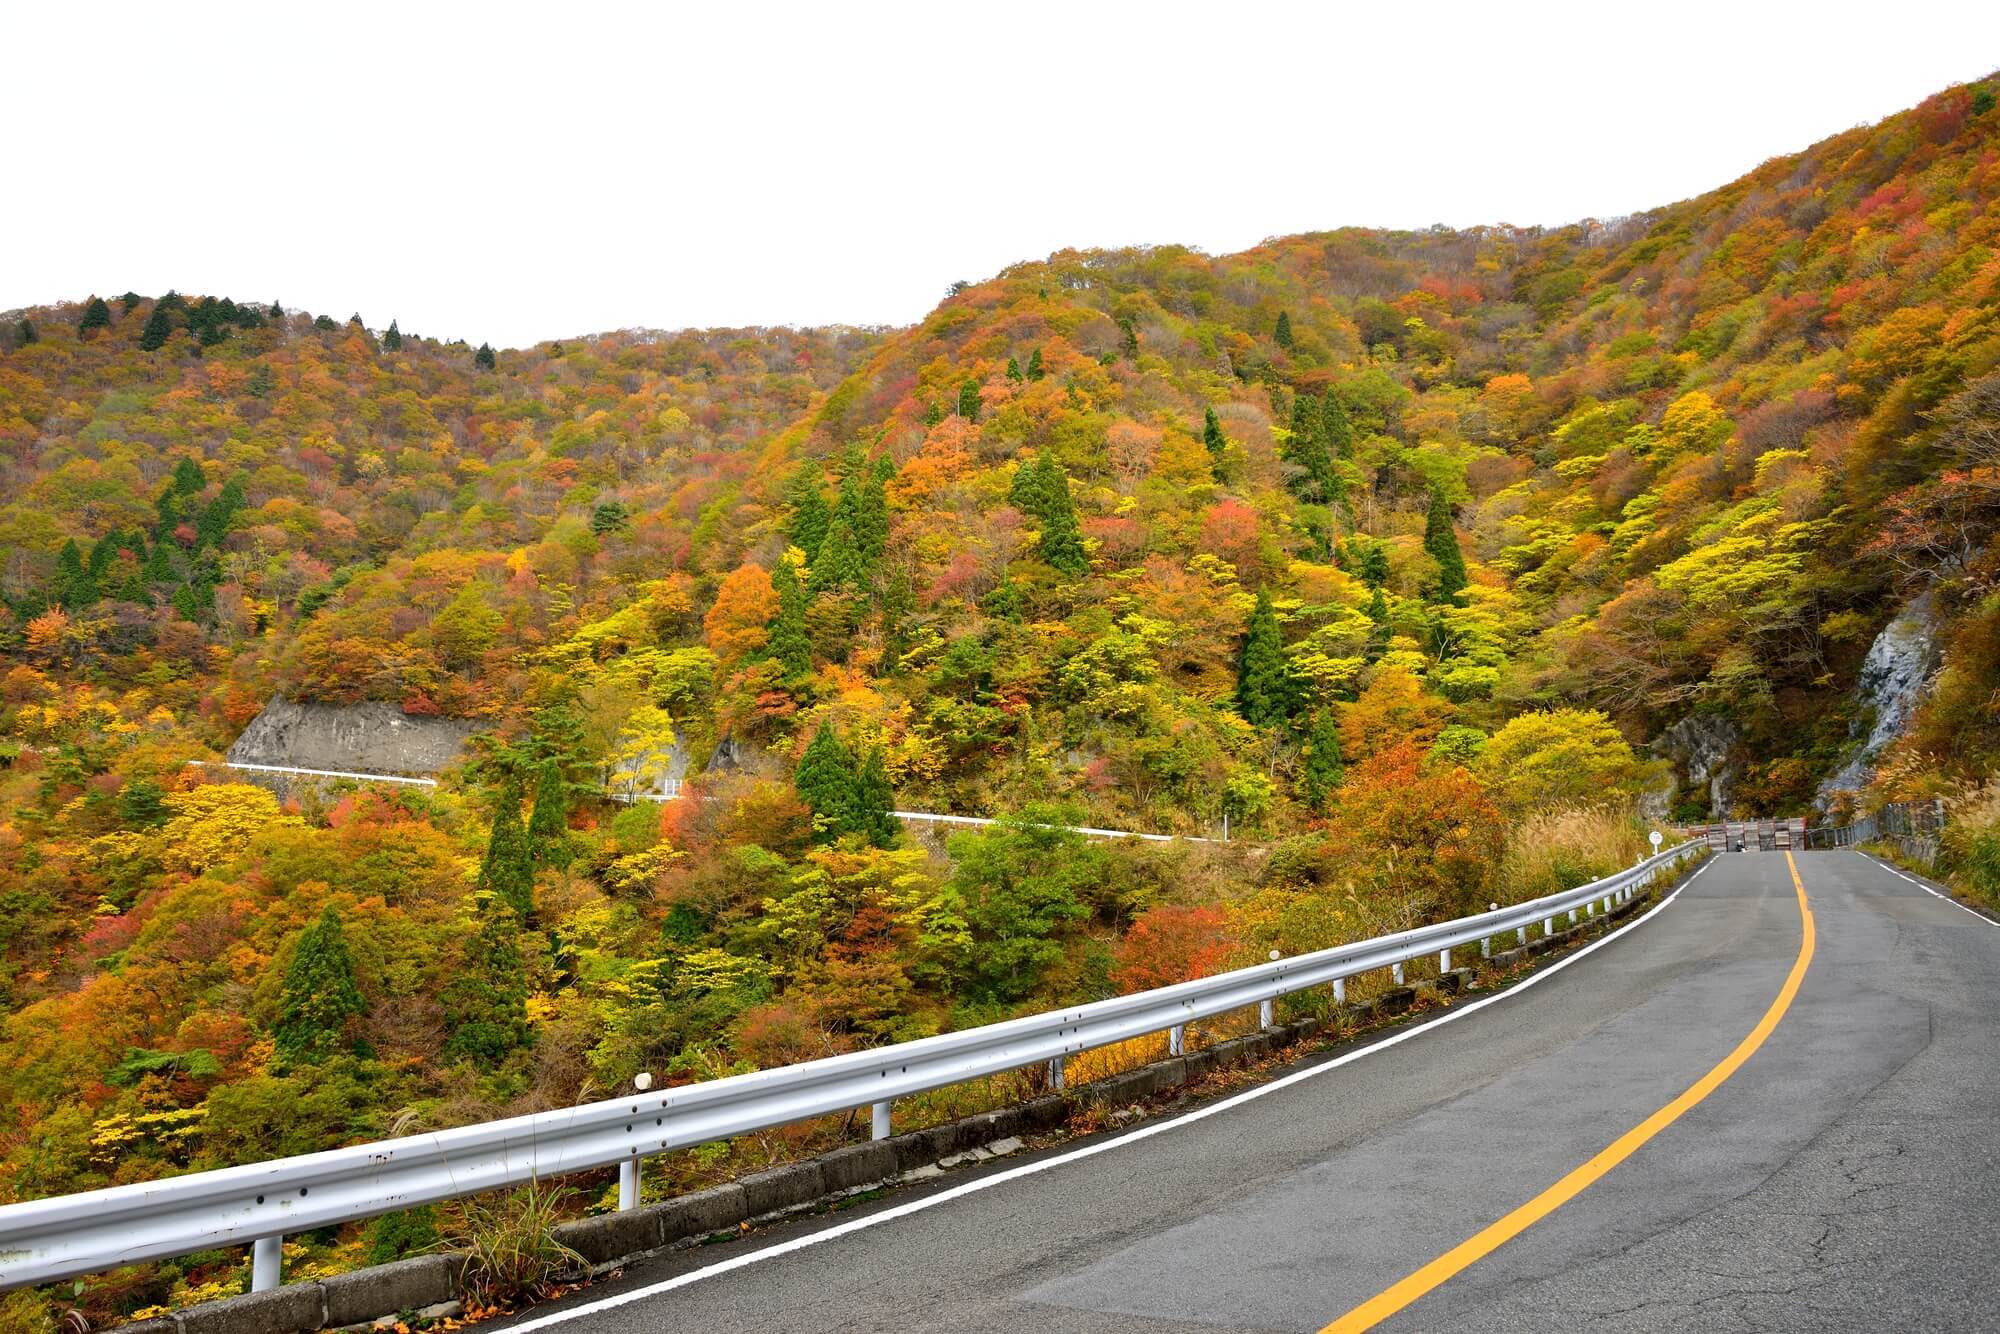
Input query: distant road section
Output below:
<box><xmin>486</xmin><ymin>851</ymin><xmax>1998</xmax><ymax>1333</ymax></box>
<box><xmin>186</xmin><ymin>759</ymin><xmax>437</xmax><ymax>787</ymax></box>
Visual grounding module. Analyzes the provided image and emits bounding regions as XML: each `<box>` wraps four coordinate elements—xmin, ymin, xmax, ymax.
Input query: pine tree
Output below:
<box><xmin>1283</xmin><ymin>395</ymin><xmax>1337</xmax><ymax>503</ymax></box>
<box><xmin>196</xmin><ymin>477</ymin><xmax>244</xmax><ymax>549</ymax></box>
<box><xmin>1118</xmin><ymin>317</ymin><xmax>1139</xmax><ymax>359</ymax></box>
<box><xmin>475</xmin><ymin>781</ymin><xmax>535</xmax><ymax>919</ymax></box>
<box><xmin>121</xmin><ymin>292</ymin><xmax>143</xmax><ymax>313</ymax></box>
<box><xmin>785</xmin><ymin>468</ymin><xmax>830</xmax><ymax>561</ymax></box>
<box><xmin>1006</xmin><ymin>356</ymin><xmax>1024</xmax><ymax>383</ymax></box>
<box><xmin>247</xmin><ymin>363</ymin><xmax>275</xmax><ymax>398</ymax></box>
<box><xmin>808</xmin><ymin>513</ymin><xmax>863</xmax><ymax>594</ymax></box>
<box><xmin>52</xmin><ymin>539</ymin><xmax>96</xmax><ymax>609</ymax></box>
<box><xmin>443</xmin><ymin>900</ymin><xmax>530</xmax><ymax>1064</ymax></box>
<box><xmin>957</xmin><ymin>378</ymin><xmax>981</xmax><ymax>423</ymax></box>
<box><xmin>1364</xmin><ymin>585</ymin><xmax>1391</xmax><ymax>662</ymax></box>
<box><xmin>273</xmin><ymin>906</ymin><xmax>366</xmax><ymax>1066</ymax></box>
<box><xmin>382</xmin><ymin>319</ymin><xmax>403</xmax><ymax>351</ymax></box>
<box><xmin>589</xmin><ymin>499</ymin><xmax>631</xmax><ymax>535</ymax></box>
<box><xmin>795</xmin><ymin>725</ymin><xmax>857</xmax><ymax>839</ymax></box>
<box><xmin>1424</xmin><ymin>488</ymin><xmax>1468</xmax><ymax>601</ymax></box>
<box><xmin>1236</xmin><ymin>589</ymin><xmax>1295</xmax><ymax>727</ymax></box>
<box><xmin>981</xmin><ymin>573</ymin><xmax>1023</xmax><ymax>622</ymax></box>
<box><xmin>138</xmin><ymin>305</ymin><xmax>173</xmax><ymax>351</ymax></box>
<box><xmin>527</xmin><ymin>759</ymin><xmax>571</xmax><ymax>866</ymax></box>
<box><xmin>851</xmin><ymin>748</ymin><xmax>898</xmax><ymax>847</ymax></box>
<box><xmin>312</xmin><ymin>314</ymin><xmax>337</xmax><ymax>331</ymax></box>
<box><xmin>267</xmin><ymin>298</ymin><xmax>284</xmax><ymax>320</ymax></box>
<box><xmin>1025</xmin><ymin>347</ymin><xmax>1045</xmax><ymax>380</ymax></box>
<box><xmin>16</xmin><ymin>320</ymin><xmax>35</xmax><ymax>345</ymax></box>
<box><xmin>79</xmin><ymin>297</ymin><xmax>111</xmax><ymax>333</ymax></box>
<box><xmin>1032</xmin><ymin>454</ymin><xmax>1088</xmax><ymax>575</ymax></box>
<box><xmin>768</xmin><ymin>558</ymin><xmax>812</xmax><ymax>678</ymax></box>
<box><xmin>172</xmin><ymin>456</ymin><xmax>207</xmax><ymax>496</ymax></box>
<box><xmin>1203</xmin><ymin>406</ymin><xmax>1227</xmax><ymax>465</ymax></box>
<box><xmin>1321</xmin><ymin>390</ymin><xmax>1354</xmax><ymax>460</ymax></box>
<box><xmin>473</xmin><ymin>342</ymin><xmax>497</xmax><ymax>371</ymax></box>
<box><xmin>1301</xmin><ymin>710</ymin><xmax>1346</xmax><ymax>812</ymax></box>
<box><xmin>1274</xmin><ymin>311</ymin><xmax>1295</xmax><ymax>350</ymax></box>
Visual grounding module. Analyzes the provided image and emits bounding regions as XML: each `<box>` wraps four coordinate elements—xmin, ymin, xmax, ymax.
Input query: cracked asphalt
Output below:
<box><xmin>497</xmin><ymin>851</ymin><xmax>2000</xmax><ymax>1332</ymax></box>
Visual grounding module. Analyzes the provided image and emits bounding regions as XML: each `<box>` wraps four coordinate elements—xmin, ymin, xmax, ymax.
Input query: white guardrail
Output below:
<box><xmin>0</xmin><ymin>841</ymin><xmax>1700</xmax><ymax>1294</ymax></box>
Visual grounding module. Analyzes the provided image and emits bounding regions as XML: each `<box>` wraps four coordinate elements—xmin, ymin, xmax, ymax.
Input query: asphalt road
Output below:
<box><xmin>497</xmin><ymin>851</ymin><xmax>2000</xmax><ymax>1333</ymax></box>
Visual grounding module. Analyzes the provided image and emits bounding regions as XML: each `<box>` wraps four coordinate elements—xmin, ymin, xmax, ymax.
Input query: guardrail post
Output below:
<box><xmin>1332</xmin><ymin>977</ymin><xmax>1345</xmax><ymax>1005</ymax></box>
<box><xmin>1543</xmin><ymin>916</ymin><xmax>1555</xmax><ymax>937</ymax></box>
<box><xmin>1169</xmin><ymin>1024</ymin><xmax>1185</xmax><ymax>1056</ymax></box>
<box><xmin>1568</xmin><ymin>907</ymin><xmax>1579</xmax><ymax>924</ymax></box>
<box><xmin>1518</xmin><ymin>925</ymin><xmax>1528</xmax><ymax>945</ymax></box>
<box><xmin>618</xmin><ymin>1154</ymin><xmax>641</xmax><ymax>1211</ymax></box>
<box><xmin>1480</xmin><ymin>936</ymin><xmax>1491</xmax><ymax>959</ymax></box>
<box><xmin>251</xmin><ymin>1235</ymin><xmax>282</xmax><ymax>1291</ymax></box>
<box><xmin>1438</xmin><ymin>947</ymin><xmax>1451</xmax><ymax>972</ymax></box>
<box><xmin>1391</xmin><ymin>961</ymin><xmax>1404</xmax><ymax>986</ymax></box>
<box><xmin>1259</xmin><ymin>997</ymin><xmax>1274</xmax><ymax>1028</ymax></box>
<box><xmin>1048</xmin><ymin>1056</ymin><xmax>1065</xmax><ymax>1090</ymax></box>
<box><xmin>871</xmin><ymin>1100</ymin><xmax>891</xmax><ymax>1140</ymax></box>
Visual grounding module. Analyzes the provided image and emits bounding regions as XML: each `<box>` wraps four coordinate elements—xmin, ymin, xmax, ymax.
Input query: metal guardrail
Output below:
<box><xmin>0</xmin><ymin>841</ymin><xmax>1700</xmax><ymax>1294</ymax></box>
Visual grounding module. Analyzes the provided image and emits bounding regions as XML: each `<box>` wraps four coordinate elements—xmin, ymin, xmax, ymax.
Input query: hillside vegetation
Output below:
<box><xmin>2</xmin><ymin>73</ymin><xmax>1998</xmax><ymax>1324</ymax></box>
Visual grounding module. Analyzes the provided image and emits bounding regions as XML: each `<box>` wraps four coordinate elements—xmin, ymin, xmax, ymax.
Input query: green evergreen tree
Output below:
<box><xmin>142</xmin><ymin>540</ymin><xmax>176</xmax><ymax>589</ymax></box>
<box><xmin>473</xmin><ymin>342</ymin><xmax>497</xmax><ymax>371</ymax></box>
<box><xmin>957</xmin><ymin>378</ymin><xmax>981</xmax><ymax>423</ymax></box>
<box><xmin>808</xmin><ymin>513</ymin><xmax>864</xmax><ymax>594</ymax></box>
<box><xmin>590</xmin><ymin>499</ymin><xmax>631</xmax><ymax>535</ymax></box>
<box><xmin>121</xmin><ymin>291</ymin><xmax>144</xmax><ymax>313</ymax></box>
<box><xmin>851</xmin><ymin>748</ymin><xmax>899</xmax><ymax>847</ymax></box>
<box><xmin>267</xmin><ymin>298</ymin><xmax>283</xmax><ymax>320</ymax></box>
<box><xmin>196</xmin><ymin>477</ymin><xmax>244</xmax><ymax>549</ymax></box>
<box><xmin>172</xmin><ymin>456</ymin><xmax>207</xmax><ymax>496</ymax></box>
<box><xmin>1006</xmin><ymin>356</ymin><xmax>1024</xmax><ymax>382</ymax></box>
<box><xmin>1301</xmin><ymin>710</ymin><xmax>1346</xmax><ymax>812</ymax></box>
<box><xmin>527</xmin><ymin>758</ymin><xmax>571</xmax><ymax>866</ymax></box>
<box><xmin>247</xmin><ymin>363</ymin><xmax>275</xmax><ymax>398</ymax></box>
<box><xmin>1118</xmin><ymin>316</ymin><xmax>1139</xmax><ymax>359</ymax></box>
<box><xmin>312</xmin><ymin>314</ymin><xmax>337</xmax><ymax>331</ymax></box>
<box><xmin>52</xmin><ymin>539</ymin><xmax>96</xmax><ymax>609</ymax></box>
<box><xmin>981</xmin><ymin>573</ymin><xmax>1024</xmax><ymax>622</ymax></box>
<box><xmin>1424</xmin><ymin>488</ymin><xmax>1468</xmax><ymax>601</ymax></box>
<box><xmin>443</xmin><ymin>900</ymin><xmax>531</xmax><ymax>1063</ymax></box>
<box><xmin>475</xmin><ymin>781</ymin><xmax>535</xmax><ymax>919</ymax></box>
<box><xmin>1032</xmin><ymin>454</ymin><xmax>1088</xmax><ymax>575</ymax></box>
<box><xmin>382</xmin><ymin>319</ymin><xmax>403</xmax><ymax>351</ymax></box>
<box><xmin>1203</xmin><ymin>406</ymin><xmax>1227</xmax><ymax>465</ymax></box>
<box><xmin>785</xmin><ymin>468</ymin><xmax>830</xmax><ymax>560</ymax></box>
<box><xmin>795</xmin><ymin>724</ymin><xmax>857</xmax><ymax>839</ymax></box>
<box><xmin>768</xmin><ymin>559</ymin><xmax>812</xmax><ymax>678</ymax></box>
<box><xmin>1321</xmin><ymin>389</ymin><xmax>1355</xmax><ymax>460</ymax></box>
<box><xmin>1025</xmin><ymin>347</ymin><xmax>1045</xmax><ymax>380</ymax></box>
<box><xmin>1236</xmin><ymin>589</ymin><xmax>1296</xmax><ymax>727</ymax></box>
<box><xmin>139</xmin><ymin>305</ymin><xmax>174</xmax><ymax>351</ymax></box>
<box><xmin>273</xmin><ymin>906</ymin><xmax>366</xmax><ymax>1066</ymax></box>
<box><xmin>80</xmin><ymin>297</ymin><xmax>111</xmax><ymax>333</ymax></box>
<box><xmin>1283</xmin><ymin>395</ymin><xmax>1338</xmax><ymax>503</ymax></box>
<box><xmin>1274</xmin><ymin>310</ymin><xmax>1295</xmax><ymax>350</ymax></box>
<box><xmin>1364</xmin><ymin>585</ymin><xmax>1391</xmax><ymax>662</ymax></box>
<box><xmin>15</xmin><ymin>320</ymin><xmax>35</xmax><ymax>345</ymax></box>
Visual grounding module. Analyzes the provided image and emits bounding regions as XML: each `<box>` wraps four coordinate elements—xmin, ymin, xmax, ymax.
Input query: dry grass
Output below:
<box><xmin>449</xmin><ymin>1178</ymin><xmax>586</xmax><ymax>1306</ymax></box>
<box><xmin>1499</xmin><ymin>806</ymin><xmax>1648</xmax><ymax>903</ymax></box>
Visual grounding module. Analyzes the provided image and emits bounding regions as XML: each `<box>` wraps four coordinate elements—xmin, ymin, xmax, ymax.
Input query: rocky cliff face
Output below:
<box><xmin>1653</xmin><ymin>714</ymin><xmax>1741</xmax><ymax>820</ymax></box>
<box><xmin>226</xmin><ymin>696</ymin><xmax>487</xmax><ymax>775</ymax></box>
<box><xmin>1817</xmin><ymin>593</ymin><xmax>1940</xmax><ymax>807</ymax></box>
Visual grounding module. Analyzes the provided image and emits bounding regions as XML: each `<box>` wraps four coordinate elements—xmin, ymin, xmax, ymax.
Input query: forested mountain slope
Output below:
<box><xmin>1</xmin><ymin>72</ymin><xmax>1997</xmax><ymax>1325</ymax></box>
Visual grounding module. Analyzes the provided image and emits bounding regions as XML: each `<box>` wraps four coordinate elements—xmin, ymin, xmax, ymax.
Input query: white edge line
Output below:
<box><xmin>501</xmin><ymin>856</ymin><xmax>1715</xmax><ymax>1333</ymax></box>
<box><xmin>1858</xmin><ymin>852</ymin><xmax>2000</xmax><ymax>927</ymax></box>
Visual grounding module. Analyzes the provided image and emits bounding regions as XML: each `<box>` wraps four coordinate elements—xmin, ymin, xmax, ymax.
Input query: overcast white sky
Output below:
<box><xmin>8</xmin><ymin>2</ymin><xmax>1999</xmax><ymax>348</ymax></box>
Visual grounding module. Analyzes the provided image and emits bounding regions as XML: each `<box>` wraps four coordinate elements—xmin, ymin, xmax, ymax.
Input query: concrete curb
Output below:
<box><xmin>114</xmin><ymin>873</ymin><xmax>1671</xmax><ymax>1332</ymax></box>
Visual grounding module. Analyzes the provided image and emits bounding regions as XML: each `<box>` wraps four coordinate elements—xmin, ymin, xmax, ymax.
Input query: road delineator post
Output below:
<box><xmin>871</xmin><ymin>1100</ymin><xmax>891</xmax><ymax>1140</ymax></box>
<box><xmin>251</xmin><ymin>1235</ymin><xmax>281</xmax><ymax>1291</ymax></box>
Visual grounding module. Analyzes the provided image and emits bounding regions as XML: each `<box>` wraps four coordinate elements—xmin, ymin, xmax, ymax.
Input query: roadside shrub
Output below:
<box><xmin>449</xmin><ymin>1180</ymin><xmax>584</xmax><ymax>1307</ymax></box>
<box><xmin>1499</xmin><ymin>806</ymin><xmax>1647</xmax><ymax>902</ymax></box>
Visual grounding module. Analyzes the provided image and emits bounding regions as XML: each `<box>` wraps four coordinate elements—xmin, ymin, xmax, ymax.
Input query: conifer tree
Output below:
<box><xmin>795</xmin><ymin>724</ymin><xmax>857</xmax><ymax>838</ymax></box>
<box><xmin>1203</xmin><ymin>406</ymin><xmax>1227</xmax><ymax>465</ymax></box>
<box><xmin>1283</xmin><ymin>395</ymin><xmax>1338</xmax><ymax>502</ymax></box>
<box><xmin>382</xmin><ymin>319</ymin><xmax>403</xmax><ymax>351</ymax></box>
<box><xmin>52</xmin><ymin>539</ymin><xmax>95</xmax><ymax>609</ymax></box>
<box><xmin>267</xmin><ymin>298</ymin><xmax>284</xmax><ymax>320</ymax></box>
<box><xmin>1032</xmin><ymin>454</ymin><xmax>1088</xmax><ymax>575</ymax></box>
<box><xmin>247</xmin><ymin>363</ymin><xmax>275</xmax><ymax>398</ymax></box>
<box><xmin>1321</xmin><ymin>389</ymin><xmax>1354</xmax><ymax>460</ymax></box>
<box><xmin>1274</xmin><ymin>311</ymin><xmax>1295</xmax><ymax>350</ymax></box>
<box><xmin>527</xmin><ymin>758</ymin><xmax>571</xmax><ymax>866</ymax></box>
<box><xmin>768</xmin><ymin>558</ymin><xmax>812</xmax><ymax>678</ymax></box>
<box><xmin>121</xmin><ymin>291</ymin><xmax>143</xmax><ymax>313</ymax></box>
<box><xmin>1006</xmin><ymin>356</ymin><xmax>1024</xmax><ymax>382</ymax></box>
<box><xmin>80</xmin><ymin>297</ymin><xmax>111</xmax><ymax>333</ymax></box>
<box><xmin>851</xmin><ymin>748</ymin><xmax>898</xmax><ymax>847</ymax></box>
<box><xmin>1424</xmin><ymin>488</ymin><xmax>1468</xmax><ymax>601</ymax></box>
<box><xmin>196</xmin><ymin>477</ymin><xmax>244</xmax><ymax>548</ymax></box>
<box><xmin>785</xmin><ymin>468</ymin><xmax>830</xmax><ymax>561</ymax></box>
<box><xmin>1118</xmin><ymin>317</ymin><xmax>1139</xmax><ymax>359</ymax></box>
<box><xmin>139</xmin><ymin>305</ymin><xmax>173</xmax><ymax>350</ymax></box>
<box><xmin>845</xmin><ymin>460</ymin><xmax>889</xmax><ymax>563</ymax></box>
<box><xmin>1236</xmin><ymin>589</ymin><xmax>1295</xmax><ymax>727</ymax></box>
<box><xmin>1364</xmin><ymin>585</ymin><xmax>1391</xmax><ymax>662</ymax></box>
<box><xmin>172</xmin><ymin>456</ymin><xmax>207</xmax><ymax>496</ymax></box>
<box><xmin>274</xmin><ymin>906</ymin><xmax>366</xmax><ymax>1066</ymax></box>
<box><xmin>1025</xmin><ymin>347</ymin><xmax>1045</xmax><ymax>380</ymax></box>
<box><xmin>475</xmin><ymin>781</ymin><xmax>535</xmax><ymax>919</ymax></box>
<box><xmin>473</xmin><ymin>342</ymin><xmax>496</xmax><ymax>371</ymax></box>
<box><xmin>808</xmin><ymin>513</ymin><xmax>863</xmax><ymax>594</ymax></box>
<box><xmin>957</xmin><ymin>378</ymin><xmax>982</xmax><ymax>423</ymax></box>
<box><xmin>16</xmin><ymin>320</ymin><xmax>35</xmax><ymax>345</ymax></box>
<box><xmin>1301</xmin><ymin>710</ymin><xmax>1346</xmax><ymax>812</ymax></box>
<box><xmin>443</xmin><ymin>900</ymin><xmax>530</xmax><ymax>1063</ymax></box>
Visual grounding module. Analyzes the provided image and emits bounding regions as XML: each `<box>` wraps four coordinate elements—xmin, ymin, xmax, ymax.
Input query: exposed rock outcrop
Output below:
<box><xmin>226</xmin><ymin>696</ymin><xmax>487</xmax><ymax>775</ymax></box>
<box><xmin>1816</xmin><ymin>592</ymin><xmax>1940</xmax><ymax>807</ymax></box>
<box><xmin>1652</xmin><ymin>713</ymin><xmax>1740</xmax><ymax>819</ymax></box>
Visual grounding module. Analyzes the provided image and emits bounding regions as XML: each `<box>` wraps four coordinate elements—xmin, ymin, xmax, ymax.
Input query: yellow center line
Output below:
<box><xmin>1322</xmin><ymin>851</ymin><xmax>1816</xmax><ymax>1333</ymax></box>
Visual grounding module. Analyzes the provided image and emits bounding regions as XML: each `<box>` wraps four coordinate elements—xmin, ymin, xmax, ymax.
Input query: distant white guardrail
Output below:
<box><xmin>186</xmin><ymin>759</ymin><xmax>438</xmax><ymax>787</ymax></box>
<box><xmin>0</xmin><ymin>841</ymin><xmax>1700</xmax><ymax>1294</ymax></box>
